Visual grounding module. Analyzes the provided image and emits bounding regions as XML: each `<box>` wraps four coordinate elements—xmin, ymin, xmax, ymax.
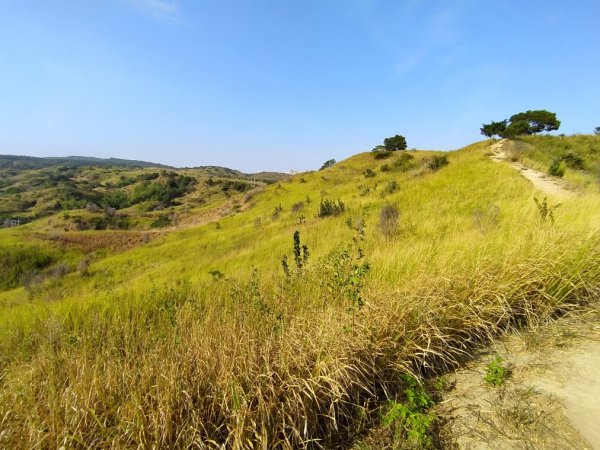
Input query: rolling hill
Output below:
<box><xmin>1</xmin><ymin>135</ymin><xmax>599</xmax><ymax>448</ymax></box>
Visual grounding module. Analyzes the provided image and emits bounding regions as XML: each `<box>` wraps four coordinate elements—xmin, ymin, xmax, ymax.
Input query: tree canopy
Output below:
<box><xmin>481</xmin><ymin>110</ymin><xmax>560</xmax><ymax>139</ymax></box>
<box><xmin>319</xmin><ymin>159</ymin><xmax>336</xmax><ymax>170</ymax></box>
<box><xmin>383</xmin><ymin>135</ymin><xmax>407</xmax><ymax>151</ymax></box>
<box><xmin>594</xmin><ymin>126</ymin><xmax>600</xmax><ymax>136</ymax></box>
<box><xmin>480</xmin><ymin>120</ymin><xmax>507</xmax><ymax>138</ymax></box>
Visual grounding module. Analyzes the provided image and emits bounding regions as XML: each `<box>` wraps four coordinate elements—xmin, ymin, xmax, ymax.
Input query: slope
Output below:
<box><xmin>1</xmin><ymin>138</ymin><xmax>600</xmax><ymax>448</ymax></box>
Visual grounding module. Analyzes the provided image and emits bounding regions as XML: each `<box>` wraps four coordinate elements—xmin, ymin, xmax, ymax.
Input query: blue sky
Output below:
<box><xmin>1</xmin><ymin>1</ymin><xmax>599</xmax><ymax>172</ymax></box>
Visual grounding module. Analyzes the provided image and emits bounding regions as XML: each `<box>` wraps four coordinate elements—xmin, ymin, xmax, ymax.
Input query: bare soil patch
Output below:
<box><xmin>438</xmin><ymin>306</ymin><xmax>600</xmax><ymax>449</ymax></box>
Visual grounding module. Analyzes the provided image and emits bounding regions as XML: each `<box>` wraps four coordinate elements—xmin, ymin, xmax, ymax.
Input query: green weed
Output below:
<box><xmin>534</xmin><ymin>197</ymin><xmax>560</xmax><ymax>224</ymax></box>
<box><xmin>484</xmin><ymin>355</ymin><xmax>508</xmax><ymax>387</ymax></box>
<box><xmin>381</xmin><ymin>375</ymin><xmax>436</xmax><ymax>448</ymax></box>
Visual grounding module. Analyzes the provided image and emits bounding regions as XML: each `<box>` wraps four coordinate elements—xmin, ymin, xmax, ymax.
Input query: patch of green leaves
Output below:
<box><xmin>381</xmin><ymin>374</ymin><xmax>436</xmax><ymax>448</ymax></box>
<box><xmin>484</xmin><ymin>355</ymin><xmax>507</xmax><ymax>387</ymax></box>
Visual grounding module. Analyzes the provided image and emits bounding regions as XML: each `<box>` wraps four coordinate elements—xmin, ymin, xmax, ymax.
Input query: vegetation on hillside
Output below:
<box><xmin>0</xmin><ymin>154</ymin><xmax>171</xmax><ymax>170</ymax></box>
<box><xmin>0</xmin><ymin>137</ymin><xmax>599</xmax><ymax>448</ymax></box>
<box><xmin>0</xmin><ymin>159</ymin><xmax>286</xmax><ymax>229</ymax></box>
<box><xmin>499</xmin><ymin>134</ymin><xmax>600</xmax><ymax>190</ymax></box>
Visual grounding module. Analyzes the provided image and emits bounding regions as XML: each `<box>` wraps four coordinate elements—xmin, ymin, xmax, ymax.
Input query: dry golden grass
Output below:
<box><xmin>1</xmin><ymin>138</ymin><xmax>600</xmax><ymax>448</ymax></box>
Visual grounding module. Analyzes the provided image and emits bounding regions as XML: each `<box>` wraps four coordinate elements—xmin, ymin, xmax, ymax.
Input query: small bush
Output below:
<box><xmin>151</xmin><ymin>214</ymin><xmax>172</xmax><ymax>228</ymax></box>
<box><xmin>221</xmin><ymin>180</ymin><xmax>251</xmax><ymax>194</ymax></box>
<box><xmin>101</xmin><ymin>190</ymin><xmax>130</xmax><ymax>210</ymax></box>
<box><xmin>561</xmin><ymin>152</ymin><xmax>585</xmax><ymax>170</ymax></box>
<box><xmin>381</xmin><ymin>375</ymin><xmax>436</xmax><ymax>448</ymax></box>
<box><xmin>208</xmin><ymin>269</ymin><xmax>225</xmax><ymax>281</ymax></box>
<box><xmin>381</xmin><ymin>180</ymin><xmax>399</xmax><ymax>197</ymax></box>
<box><xmin>318</xmin><ymin>198</ymin><xmax>345</xmax><ymax>218</ymax></box>
<box><xmin>427</xmin><ymin>155</ymin><xmax>449</xmax><ymax>171</ymax></box>
<box><xmin>380</xmin><ymin>164</ymin><xmax>390</xmax><ymax>172</ymax></box>
<box><xmin>372</xmin><ymin>150</ymin><xmax>394</xmax><ymax>160</ymax></box>
<box><xmin>548</xmin><ymin>159</ymin><xmax>566</xmax><ymax>177</ymax></box>
<box><xmin>393</xmin><ymin>152</ymin><xmax>415</xmax><ymax>171</ymax></box>
<box><xmin>363</xmin><ymin>169</ymin><xmax>376</xmax><ymax>178</ymax></box>
<box><xmin>534</xmin><ymin>197</ymin><xmax>560</xmax><ymax>224</ymax></box>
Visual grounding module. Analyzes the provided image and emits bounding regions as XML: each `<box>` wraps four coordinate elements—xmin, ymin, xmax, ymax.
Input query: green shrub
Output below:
<box><xmin>392</xmin><ymin>152</ymin><xmax>416</xmax><ymax>171</ymax></box>
<box><xmin>129</xmin><ymin>174</ymin><xmax>195</xmax><ymax>206</ymax></box>
<box><xmin>381</xmin><ymin>375</ymin><xmax>436</xmax><ymax>448</ymax></box>
<box><xmin>0</xmin><ymin>246</ymin><xmax>57</xmax><ymax>290</ymax></box>
<box><xmin>363</xmin><ymin>168</ymin><xmax>376</xmax><ymax>178</ymax></box>
<box><xmin>548</xmin><ymin>159</ymin><xmax>566</xmax><ymax>177</ymax></box>
<box><xmin>151</xmin><ymin>214</ymin><xmax>172</xmax><ymax>228</ymax></box>
<box><xmin>221</xmin><ymin>180</ymin><xmax>251</xmax><ymax>194</ymax></box>
<box><xmin>534</xmin><ymin>197</ymin><xmax>560</xmax><ymax>224</ymax></box>
<box><xmin>59</xmin><ymin>196</ymin><xmax>86</xmax><ymax>210</ymax></box>
<box><xmin>318</xmin><ymin>198</ymin><xmax>345</xmax><ymax>217</ymax></box>
<box><xmin>561</xmin><ymin>152</ymin><xmax>585</xmax><ymax>170</ymax></box>
<box><xmin>101</xmin><ymin>190</ymin><xmax>130</xmax><ymax>209</ymax></box>
<box><xmin>137</xmin><ymin>172</ymin><xmax>160</xmax><ymax>181</ymax></box>
<box><xmin>115</xmin><ymin>176</ymin><xmax>136</xmax><ymax>188</ymax></box>
<box><xmin>372</xmin><ymin>150</ymin><xmax>394</xmax><ymax>160</ymax></box>
<box><xmin>381</xmin><ymin>180</ymin><xmax>399</xmax><ymax>196</ymax></box>
<box><xmin>281</xmin><ymin>231</ymin><xmax>309</xmax><ymax>277</ymax></box>
<box><xmin>427</xmin><ymin>155</ymin><xmax>449</xmax><ymax>171</ymax></box>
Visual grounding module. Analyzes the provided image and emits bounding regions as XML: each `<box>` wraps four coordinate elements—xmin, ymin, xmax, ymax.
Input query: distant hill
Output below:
<box><xmin>189</xmin><ymin>165</ymin><xmax>288</xmax><ymax>184</ymax></box>
<box><xmin>0</xmin><ymin>156</ymin><xmax>287</xmax><ymax>184</ymax></box>
<box><xmin>0</xmin><ymin>155</ymin><xmax>173</xmax><ymax>170</ymax></box>
<box><xmin>0</xmin><ymin>154</ymin><xmax>288</xmax><ymax>225</ymax></box>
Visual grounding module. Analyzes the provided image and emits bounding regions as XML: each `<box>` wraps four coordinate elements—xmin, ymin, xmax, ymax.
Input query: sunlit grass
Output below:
<box><xmin>1</xmin><ymin>138</ymin><xmax>600</xmax><ymax>447</ymax></box>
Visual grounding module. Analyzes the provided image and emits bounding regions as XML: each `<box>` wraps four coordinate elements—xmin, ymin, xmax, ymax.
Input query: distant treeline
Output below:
<box><xmin>0</xmin><ymin>155</ymin><xmax>172</xmax><ymax>170</ymax></box>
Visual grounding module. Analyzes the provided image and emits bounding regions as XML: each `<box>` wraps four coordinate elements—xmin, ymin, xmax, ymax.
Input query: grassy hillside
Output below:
<box><xmin>0</xmin><ymin>159</ymin><xmax>286</xmax><ymax>229</ymax></box>
<box><xmin>1</xmin><ymin>137</ymin><xmax>600</xmax><ymax>448</ymax></box>
<box><xmin>498</xmin><ymin>134</ymin><xmax>600</xmax><ymax>191</ymax></box>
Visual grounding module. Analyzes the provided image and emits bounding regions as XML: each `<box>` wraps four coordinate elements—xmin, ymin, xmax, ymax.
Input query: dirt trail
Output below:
<box><xmin>490</xmin><ymin>139</ymin><xmax>575</xmax><ymax>198</ymax></box>
<box><xmin>440</xmin><ymin>307</ymin><xmax>600</xmax><ymax>449</ymax></box>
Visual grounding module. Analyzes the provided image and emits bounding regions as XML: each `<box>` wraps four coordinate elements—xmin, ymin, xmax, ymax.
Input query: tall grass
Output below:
<box><xmin>517</xmin><ymin>134</ymin><xmax>600</xmax><ymax>190</ymax></box>
<box><xmin>1</xmin><ymin>139</ymin><xmax>600</xmax><ymax>447</ymax></box>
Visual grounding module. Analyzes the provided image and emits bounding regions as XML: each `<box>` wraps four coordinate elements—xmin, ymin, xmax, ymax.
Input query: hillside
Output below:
<box><xmin>0</xmin><ymin>154</ymin><xmax>173</xmax><ymax>170</ymax></box>
<box><xmin>494</xmin><ymin>134</ymin><xmax>600</xmax><ymax>192</ymax></box>
<box><xmin>1</xmin><ymin>136</ymin><xmax>600</xmax><ymax>448</ymax></box>
<box><xmin>0</xmin><ymin>156</ymin><xmax>287</xmax><ymax>229</ymax></box>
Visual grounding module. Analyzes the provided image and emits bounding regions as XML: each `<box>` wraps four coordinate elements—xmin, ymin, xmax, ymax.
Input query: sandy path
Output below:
<box><xmin>441</xmin><ymin>309</ymin><xmax>600</xmax><ymax>449</ymax></box>
<box><xmin>535</xmin><ymin>341</ymin><xmax>600</xmax><ymax>448</ymax></box>
<box><xmin>490</xmin><ymin>139</ymin><xmax>575</xmax><ymax>198</ymax></box>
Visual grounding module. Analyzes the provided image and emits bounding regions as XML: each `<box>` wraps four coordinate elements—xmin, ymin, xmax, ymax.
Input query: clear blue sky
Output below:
<box><xmin>1</xmin><ymin>1</ymin><xmax>599</xmax><ymax>172</ymax></box>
